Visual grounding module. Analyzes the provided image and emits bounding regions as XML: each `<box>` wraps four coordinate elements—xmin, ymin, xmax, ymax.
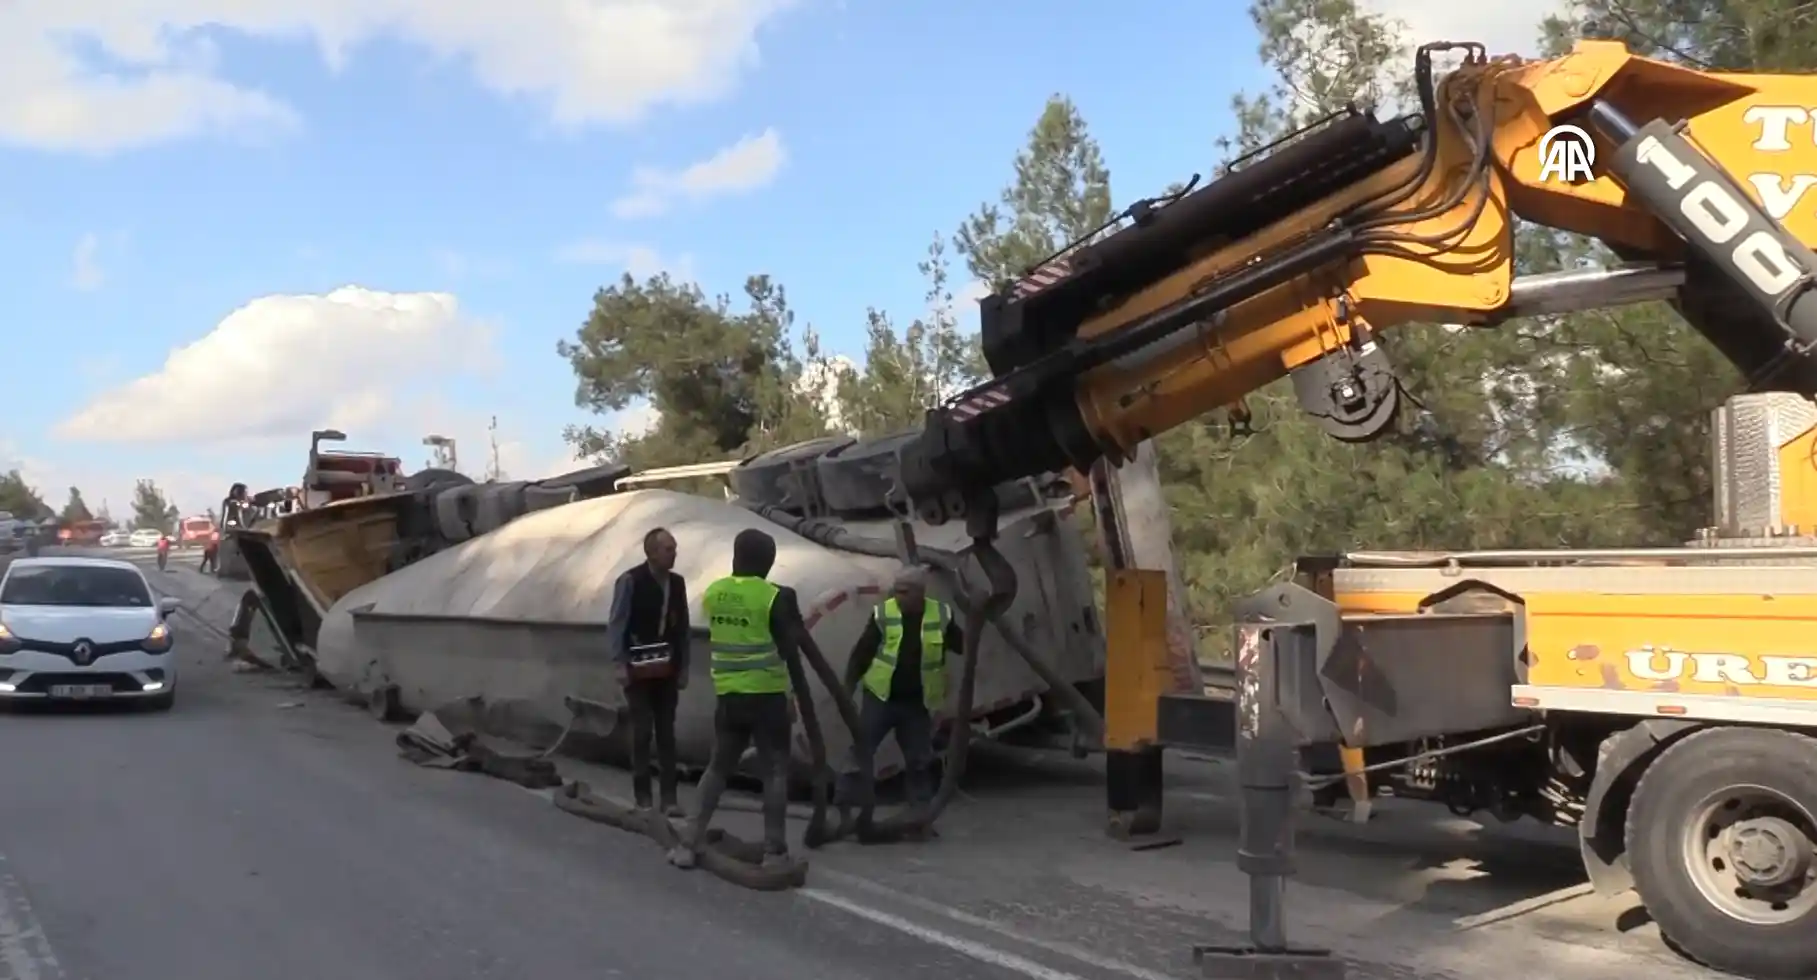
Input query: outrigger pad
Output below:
<box><xmin>1193</xmin><ymin>946</ymin><xmax>1346</xmax><ymax>980</ymax></box>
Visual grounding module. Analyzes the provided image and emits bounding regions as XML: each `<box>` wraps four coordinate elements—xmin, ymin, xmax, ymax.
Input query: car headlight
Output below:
<box><xmin>0</xmin><ymin>623</ymin><xmax>18</xmax><ymax>655</ymax></box>
<box><xmin>142</xmin><ymin>622</ymin><xmax>172</xmax><ymax>654</ymax></box>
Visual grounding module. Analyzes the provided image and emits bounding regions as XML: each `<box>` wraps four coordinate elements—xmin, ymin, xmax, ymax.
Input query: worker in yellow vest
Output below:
<box><xmin>836</xmin><ymin>566</ymin><xmax>963</xmax><ymax>825</ymax></box>
<box><xmin>671</xmin><ymin>528</ymin><xmax>823</xmax><ymax>870</ymax></box>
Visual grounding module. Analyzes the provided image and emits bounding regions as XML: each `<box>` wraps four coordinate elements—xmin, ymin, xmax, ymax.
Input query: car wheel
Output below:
<box><xmin>144</xmin><ymin>690</ymin><xmax>176</xmax><ymax>712</ymax></box>
<box><xmin>1627</xmin><ymin>726</ymin><xmax>1817</xmax><ymax>979</ymax></box>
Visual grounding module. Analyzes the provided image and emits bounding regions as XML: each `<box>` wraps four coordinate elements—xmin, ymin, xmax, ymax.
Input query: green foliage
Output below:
<box><xmin>131</xmin><ymin>480</ymin><xmax>179</xmax><ymax>534</ymax></box>
<box><xmin>954</xmin><ymin>96</ymin><xmax>1115</xmax><ymax>289</ymax></box>
<box><xmin>1532</xmin><ymin>0</ymin><xmax>1817</xmax><ymax>541</ymax></box>
<box><xmin>835</xmin><ymin>234</ymin><xmax>986</xmax><ymax>437</ymax></box>
<box><xmin>60</xmin><ymin>487</ymin><xmax>92</xmax><ymax>524</ymax></box>
<box><xmin>0</xmin><ymin>471</ymin><xmax>50</xmax><ymax>521</ymax></box>
<box><xmin>558</xmin><ymin>273</ymin><xmax>831</xmax><ymax>475</ymax></box>
<box><xmin>1542</xmin><ymin>0</ymin><xmax>1817</xmax><ymax>72</ymax></box>
<box><xmin>556</xmin><ymin>0</ymin><xmax>1817</xmax><ymax>660</ymax></box>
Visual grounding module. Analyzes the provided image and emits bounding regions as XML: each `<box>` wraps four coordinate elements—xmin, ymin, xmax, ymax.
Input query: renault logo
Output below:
<box><xmin>71</xmin><ymin>641</ymin><xmax>93</xmax><ymax>665</ymax></box>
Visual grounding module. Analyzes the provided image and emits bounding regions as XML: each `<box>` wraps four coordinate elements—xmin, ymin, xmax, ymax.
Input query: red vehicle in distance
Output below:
<box><xmin>56</xmin><ymin>519</ymin><xmax>109</xmax><ymax>546</ymax></box>
<box><xmin>178</xmin><ymin>516</ymin><xmax>216</xmax><ymax>549</ymax></box>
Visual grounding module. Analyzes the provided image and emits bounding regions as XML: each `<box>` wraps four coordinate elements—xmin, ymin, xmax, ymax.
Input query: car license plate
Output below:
<box><xmin>49</xmin><ymin>684</ymin><xmax>113</xmax><ymax>699</ymax></box>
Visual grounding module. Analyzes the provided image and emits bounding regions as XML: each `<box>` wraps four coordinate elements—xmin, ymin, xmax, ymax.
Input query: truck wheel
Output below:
<box><xmin>1626</xmin><ymin>726</ymin><xmax>1817</xmax><ymax>978</ymax></box>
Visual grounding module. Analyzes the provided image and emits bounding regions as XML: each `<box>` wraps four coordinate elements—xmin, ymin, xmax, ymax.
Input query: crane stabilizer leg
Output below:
<box><xmin>1194</xmin><ymin>588</ymin><xmax>1344</xmax><ymax>980</ymax></box>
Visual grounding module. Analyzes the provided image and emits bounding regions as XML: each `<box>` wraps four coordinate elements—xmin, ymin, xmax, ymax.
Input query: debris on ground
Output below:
<box><xmin>395</xmin><ymin>701</ymin><xmax>563</xmax><ymax>789</ymax></box>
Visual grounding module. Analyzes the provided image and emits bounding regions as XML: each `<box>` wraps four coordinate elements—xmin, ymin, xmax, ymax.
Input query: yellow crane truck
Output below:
<box><xmin>881</xmin><ymin>39</ymin><xmax>1817</xmax><ymax>980</ymax></box>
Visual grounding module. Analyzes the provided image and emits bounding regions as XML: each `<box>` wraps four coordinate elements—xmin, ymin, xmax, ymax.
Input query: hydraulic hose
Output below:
<box><xmin>806</xmin><ymin>543</ymin><xmax>1013</xmax><ymax>845</ymax></box>
<box><xmin>555</xmin><ymin>782</ymin><xmax>807</xmax><ymax>891</ymax></box>
<box><xmin>741</xmin><ymin>502</ymin><xmax>1109</xmax><ymax>844</ymax></box>
<box><xmin>795</xmin><ymin>632</ymin><xmax>871</xmax><ymax>850</ymax></box>
<box><xmin>779</xmin><ymin>635</ymin><xmax>834</xmax><ymax>848</ymax></box>
<box><xmin>550</xmin><ymin>644</ymin><xmax>836</xmax><ymax>893</ymax></box>
<box><xmin>851</xmin><ymin>572</ymin><xmax>999</xmax><ymax>843</ymax></box>
<box><xmin>745</xmin><ymin>504</ymin><xmax>1107</xmax><ymax>751</ymax></box>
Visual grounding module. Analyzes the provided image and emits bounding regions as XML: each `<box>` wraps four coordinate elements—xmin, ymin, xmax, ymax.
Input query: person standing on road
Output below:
<box><xmin>155</xmin><ymin>532</ymin><xmax>171</xmax><ymax>571</ymax></box>
<box><xmin>836</xmin><ymin>567</ymin><xmax>962</xmax><ymax>829</ymax></box>
<box><xmin>672</xmin><ymin>528</ymin><xmax>819</xmax><ymax>871</ymax></box>
<box><xmin>606</xmin><ymin>527</ymin><xmax>690</xmax><ymax>816</ymax></box>
<box><xmin>199</xmin><ymin>530</ymin><xmax>219</xmax><ymax>575</ymax></box>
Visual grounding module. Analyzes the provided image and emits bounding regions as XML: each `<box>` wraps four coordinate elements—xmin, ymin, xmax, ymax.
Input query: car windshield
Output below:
<box><xmin>0</xmin><ymin>565</ymin><xmax>152</xmax><ymax>608</ymax></box>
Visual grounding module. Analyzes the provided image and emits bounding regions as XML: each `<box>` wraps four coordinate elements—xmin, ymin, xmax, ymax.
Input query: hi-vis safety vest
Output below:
<box><xmin>862</xmin><ymin>597</ymin><xmax>950</xmax><ymax>710</ymax></box>
<box><xmin>703</xmin><ymin>575</ymin><xmax>787</xmax><ymax>696</ymax></box>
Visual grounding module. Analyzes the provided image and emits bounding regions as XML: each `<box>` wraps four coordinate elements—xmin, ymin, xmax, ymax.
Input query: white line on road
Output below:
<box><xmin>0</xmin><ymin>857</ymin><xmax>65</xmax><ymax>980</ymax></box>
<box><xmin>800</xmin><ymin>887</ymin><xmax>1096</xmax><ymax>980</ymax></box>
<box><xmin>818</xmin><ymin>869</ymin><xmax>1185</xmax><ymax>980</ymax></box>
<box><xmin>1451</xmin><ymin>883</ymin><xmax>1595</xmax><ymax>931</ymax></box>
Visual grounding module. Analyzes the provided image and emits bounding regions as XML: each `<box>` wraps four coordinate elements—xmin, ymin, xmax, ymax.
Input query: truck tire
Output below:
<box><xmin>1626</xmin><ymin>726</ymin><xmax>1817</xmax><ymax>978</ymax></box>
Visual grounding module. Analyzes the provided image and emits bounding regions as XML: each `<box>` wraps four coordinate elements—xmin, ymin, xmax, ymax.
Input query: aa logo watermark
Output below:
<box><xmin>1537</xmin><ymin>124</ymin><xmax>1596</xmax><ymax>183</ymax></box>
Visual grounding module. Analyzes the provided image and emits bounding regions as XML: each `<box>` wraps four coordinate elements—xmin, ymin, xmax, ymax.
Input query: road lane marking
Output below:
<box><xmin>1451</xmin><ymin>883</ymin><xmax>1595</xmax><ymax>931</ymax></box>
<box><xmin>800</xmin><ymin>887</ymin><xmax>1096</xmax><ymax>980</ymax></box>
<box><xmin>818</xmin><ymin>869</ymin><xmax>1184</xmax><ymax>980</ymax></box>
<box><xmin>0</xmin><ymin>857</ymin><xmax>64</xmax><ymax>980</ymax></box>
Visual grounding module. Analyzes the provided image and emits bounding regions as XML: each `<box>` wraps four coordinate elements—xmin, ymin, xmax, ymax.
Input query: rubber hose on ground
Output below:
<box><xmin>854</xmin><ymin>585</ymin><xmax>991</xmax><ymax>843</ymax></box>
<box><xmin>796</xmin><ymin>632</ymin><xmax>871</xmax><ymax>850</ymax></box>
<box><xmin>745</xmin><ymin>503</ymin><xmax>1107</xmax><ymax>746</ymax></box>
<box><xmin>813</xmin><ymin>556</ymin><xmax>1011</xmax><ymax>846</ymax></box>
<box><xmin>984</xmin><ymin>615</ymin><xmax>1105</xmax><ymax>745</ymax></box>
<box><xmin>780</xmin><ymin>637</ymin><xmax>835</xmax><ymax>849</ymax></box>
<box><xmin>554</xmin><ymin>782</ymin><xmax>806</xmax><ymax>891</ymax></box>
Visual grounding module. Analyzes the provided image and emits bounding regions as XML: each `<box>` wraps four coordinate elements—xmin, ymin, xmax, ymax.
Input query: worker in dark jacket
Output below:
<box><xmin>837</xmin><ymin>567</ymin><xmax>963</xmax><ymax>817</ymax></box>
<box><xmin>671</xmin><ymin>528</ymin><xmax>821</xmax><ymax>870</ymax></box>
<box><xmin>606</xmin><ymin>527</ymin><xmax>690</xmax><ymax>815</ymax></box>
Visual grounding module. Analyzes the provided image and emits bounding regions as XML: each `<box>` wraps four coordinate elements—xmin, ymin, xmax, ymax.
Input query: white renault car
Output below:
<box><xmin>0</xmin><ymin>557</ymin><xmax>179</xmax><ymax>710</ymax></box>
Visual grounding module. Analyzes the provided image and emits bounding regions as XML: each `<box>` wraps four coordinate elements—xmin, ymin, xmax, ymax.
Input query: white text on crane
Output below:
<box><xmin>1745</xmin><ymin>105</ymin><xmax>1817</xmax><ymax>220</ymax></box>
<box><xmin>1626</xmin><ymin>646</ymin><xmax>1817</xmax><ymax>687</ymax></box>
<box><xmin>1538</xmin><ymin>124</ymin><xmax>1596</xmax><ymax>183</ymax></box>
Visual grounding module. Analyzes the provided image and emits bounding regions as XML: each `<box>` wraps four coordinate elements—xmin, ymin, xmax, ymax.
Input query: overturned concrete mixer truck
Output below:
<box><xmin>233</xmin><ymin>430</ymin><xmax>1107</xmax><ymax>778</ymax></box>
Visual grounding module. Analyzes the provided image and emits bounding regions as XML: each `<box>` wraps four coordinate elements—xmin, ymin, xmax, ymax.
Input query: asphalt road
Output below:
<box><xmin>0</xmin><ymin>556</ymin><xmax>1129</xmax><ymax>980</ymax></box>
<box><xmin>0</xmin><ymin>549</ymin><xmax>1724</xmax><ymax>980</ymax></box>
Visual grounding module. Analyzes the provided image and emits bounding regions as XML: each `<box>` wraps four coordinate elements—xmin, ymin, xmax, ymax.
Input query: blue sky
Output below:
<box><xmin>0</xmin><ymin>0</ymin><xmax>1537</xmax><ymax>520</ymax></box>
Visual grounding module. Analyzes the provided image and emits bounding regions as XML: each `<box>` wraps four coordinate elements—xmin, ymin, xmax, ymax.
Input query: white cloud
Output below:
<box><xmin>70</xmin><ymin>233</ymin><xmax>105</xmax><ymax>291</ymax></box>
<box><xmin>55</xmin><ymin>285</ymin><xmax>494</xmax><ymax>445</ymax></box>
<box><xmin>610</xmin><ymin>128</ymin><xmax>786</xmax><ymax>219</ymax></box>
<box><xmin>0</xmin><ymin>1</ymin><xmax>800</xmax><ymax>154</ymax></box>
<box><xmin>1362</xmin><ymin>0</ymin><xmax>1567</xmax><ymax>58</ymax></box>
<box><xmin>554</xmin><ymin>240</ymin><xmax>698</xmax><ymax>281</ymax></box>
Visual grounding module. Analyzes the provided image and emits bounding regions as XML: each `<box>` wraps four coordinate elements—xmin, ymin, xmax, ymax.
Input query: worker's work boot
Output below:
<box><xmin>661</xmin><ymin>799</ymin><xmax>686</xmax><ymax>819</ymax></box>
<box><xmin>760</xmin><ymin>849</ymin><xmax>792</xmax><ymax>871</ymax></box>
<box><xmin>666</xmin><ymin>845</ymin><xmax>697</xmax><ymax>869</ymax></box>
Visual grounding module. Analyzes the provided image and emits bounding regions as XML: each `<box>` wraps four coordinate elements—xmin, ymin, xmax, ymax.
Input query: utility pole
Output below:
<box><xmin>486</xmin><ymin>416</ymin><xmax>501</xmax><ymax>482</ymax></box>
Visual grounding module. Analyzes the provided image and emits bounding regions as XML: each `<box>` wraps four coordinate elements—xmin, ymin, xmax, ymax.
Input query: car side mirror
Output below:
<box><xmin>157</xmin><ymin>597</ymin><xmax>182</xmax><ymax>615</ymax></box>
